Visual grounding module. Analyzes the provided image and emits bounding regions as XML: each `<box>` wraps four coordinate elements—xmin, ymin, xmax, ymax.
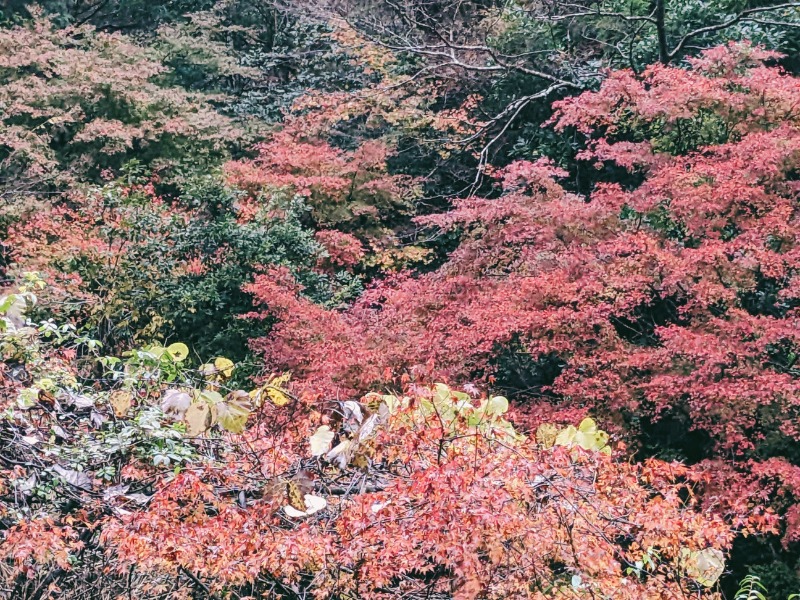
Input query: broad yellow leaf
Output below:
<box><xmin>166</xmin><ymin>342</ymin><xmax>189</xmax><ymax>362</ymax></box>
<box><xmin>109</xmin><ymin>390</ymin><xmax>133</xmax><ymax>418</ymax></box>
<box><xmin>214</xmin><ymin>357</ymin><xmax>234</xmax><ymax>378</ymax></box>
<box><xmin>269</xmin><ymin>372</ymin><xmax>291</xmax><ymax>387</ymax></box>
<box><xmin>574</xmin><ymin>429</ymin><xmax>610</xmax><ymax>452</ymax></box>
<box><xmin>554</xmin><ymin>425</ymin><xmax>577</xmax><ymax>447</ymax></box>
<box><xmin>554</xmin><ymin>418</ymin><xmax>610</xmax><ymax>454</ymax></box>
<box><xmin>267</xmin><ymin>387</ymin><xmax>291</xmax><ymax>406</ymax></box>
<box><xmin>199</xmin><ymin>389</ymin><xmax>224</xmax><ymax>405</ymax></box>
<box><xmin>535</xmin><ymin>423</ymin><xmax>559</xmax><ymax>448</ymax></box>
<box><xmin>248</xmin><ymin>386</ymin><xmax>265</xmax><ymax>407</ymax></box>
<box><xmin>486</xmin><ymin>395</ymin><xmax>509</xmax><ymax>416</ymax></box>
<box><xmin>433</xmin><ymin>382</ymin><xmax>452</xmax><ymax>404</ymax></box>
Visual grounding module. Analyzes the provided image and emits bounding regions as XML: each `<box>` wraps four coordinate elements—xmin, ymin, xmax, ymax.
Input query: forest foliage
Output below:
<box><xmin>3</xmin><ymin>1</ymin><xmax>800</xmax><ymax>599</ymax></box>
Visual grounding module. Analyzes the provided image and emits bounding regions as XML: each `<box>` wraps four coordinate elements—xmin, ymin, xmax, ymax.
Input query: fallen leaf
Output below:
<box><xmin>91</xmin><ymin>408</ymin><xmax>108</xmax><ymax>428</ymax></box>
<box><xmin>103</xmin><ymin>484</ymin><xmax>130</xmax><ymax>502</ymax></box>
<box><xmin>121</xmin><ymin>493</ymin><xmax>151</xmax><ymax>505</ymax></box>
<box><xmin>52</xmin><ymin>425</ymin><xmax>69</xmax><ymax>440</ymax></box>
<box><xmin>66</xmin><ymin>394</ymin><xmax>95</xmax><ymax>409</ymax></box>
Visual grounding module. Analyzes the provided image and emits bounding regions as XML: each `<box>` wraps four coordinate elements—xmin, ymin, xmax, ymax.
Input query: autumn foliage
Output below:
<box><xmin>0</xmin><ymin>320</ymin><xmax>734</xmax><ymax>598</ymax></box>
<box><xmin>244</xmin><ymin>41</ymin><xmax>800</xmax><ymax>566</ymax></box>
<box><xmin>3</xmin><ymin>4</ymin><xmax>800</xmax><ymax>598</ymax></box>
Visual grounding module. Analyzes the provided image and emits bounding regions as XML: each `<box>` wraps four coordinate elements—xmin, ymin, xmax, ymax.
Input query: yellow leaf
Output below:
<box><xmin>198</xmin><ymin>363</ymin><xmax>216</xmax><ymax>377</ymax></box>
<box><xmin>554</xmin><ymin>425</ymin><xmax>577</xmax><ymax>447</ymax></box>
<box><xmin>287</xmin><ymin>480</ymin><xmax>306</xmax><ymax>512</ymax></box>
<box><xmin>199</xmin><ymin>389</ymin><xmax>224</xmax><ymax>404</ymax></box>
<box><xmin>486</xmin><ymin>395</ymin><xmax>509</xmax><ymax>416</ymax></box>
<box><xmin>109</xmin><ymin>390</ymin><xmax>133</xmax><ymax>418</ymax></box>
<box><xmin>267</xmin><ymin>387</ymin><xmax>291</xmax><ymax>406</ymax></box>
<box><xmin>166</xmin><ymin>342</ymin><xmax>189</xmax><ymax>362</ymax></box>
<box><xmin>269</xmin><ymin>372</ymin><xmax>292</xmax><ymax>388</ymax></box>
<box><xmin>535</xmin><ymin>423</ymin><xmax>559</xmax><ymax>448</ymax></box>
<box><xmin>215</xmin><ymin>392</ymin><xmax>251</xmax><ymax>433</ymax></box>
<box><xmin>214</xmin><ymin>357</ymin><xmax>234</xmax><ymax>378</ymax></box>
<box><xmin>248</xmin><ymin>386</ymin><xmax>264</xmax><ymax>407</ymax></box>
<box><xmin>554</xmin><ymin>418</ymin><xmax>610</xmax><ymax>454</ymax></box>
<box><xmin>574</xmin><ymin>430</ymin><xmax>610</xmax><ymax>452</ymax></box>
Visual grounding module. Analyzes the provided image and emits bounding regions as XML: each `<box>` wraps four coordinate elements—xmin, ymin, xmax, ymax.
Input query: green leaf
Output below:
<box><xmin>0</xmin><ymin>294</ymin><xmax>14</xmax><ymax>314</ymax></box>
<box><xmin>199</xmin><ymin>389</ymin><xmax>224</xmax><ymax>404</ymax></box>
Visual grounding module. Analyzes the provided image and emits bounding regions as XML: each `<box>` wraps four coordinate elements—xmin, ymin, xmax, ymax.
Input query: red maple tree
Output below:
<box><xmin>245</xmin><ymin>43</ymin><xmax>800</xmax><ymax>547</ymax></box>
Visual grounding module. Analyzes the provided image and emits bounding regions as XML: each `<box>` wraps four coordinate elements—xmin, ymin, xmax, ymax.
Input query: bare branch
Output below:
<box><xmin>668</xmin><ymin>2</ymin><xmax>800</xmax><ymax>60</ymax></box>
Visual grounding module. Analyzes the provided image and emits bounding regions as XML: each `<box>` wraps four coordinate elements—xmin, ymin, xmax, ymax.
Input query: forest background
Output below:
<box><xmin>3</xmin><ymin>0</ymin><xmax>800</xmax><ymax>598</ymax></box>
